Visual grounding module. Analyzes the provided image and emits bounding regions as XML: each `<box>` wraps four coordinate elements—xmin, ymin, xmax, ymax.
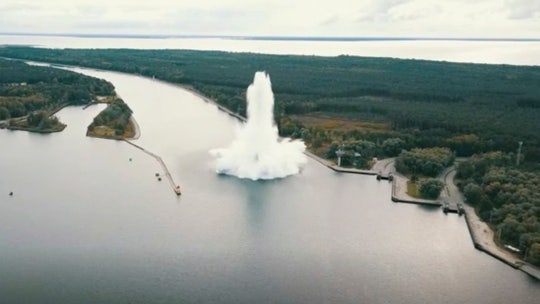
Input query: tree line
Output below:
<box><xmin>0</xmin><ymin>58</ymin><xmax>115</xmax><ymax>122</ymax></box>
<box><xmin>1</xmin><ymin>47</ymin><xmax>537</xmax><ymax>163</ymax></box>
<box><xmin>457</xmin><ymin>152</ymin><xmax>540</xmax><ymax>266</ymax></box>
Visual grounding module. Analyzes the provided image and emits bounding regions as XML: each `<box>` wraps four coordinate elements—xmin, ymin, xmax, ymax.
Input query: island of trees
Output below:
<box><xmin>0</xmin><ymin>47</ymin><xmax>538</xmax><ymax>266</ymax></box>
<box><xmin>0</xmin><ymin>58</ymin><xmax>134</xmax><ymax>139</ymax></box>
<box><xmin>87</xmin><ymin>97</ymin><xmax>135</xmax><ymax>139</ymax></box>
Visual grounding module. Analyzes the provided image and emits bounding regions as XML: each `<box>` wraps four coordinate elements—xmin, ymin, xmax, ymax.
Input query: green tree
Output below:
<box><xmin>419</xmin><ymin>179</ymin><xmax>444</xmax><ymax>199</ymax></box>
<box><xmin>381</xmin><ymin>137</ymin><xmax>405</xmax><ymax>157</ymax></box>
<box><xmin>463</xmin><ymin>183</ymin><xmax>484</xmax><ymax>206</ymax></box>
<box><xmin>527</xmin><ymin>243</ymin><xmax>540</xmax><ymax>265</ymax></box>
<box><xmin>0</xmin><ymin>106</ymin><xmax>10</xmax><ymax>120</ymax></box>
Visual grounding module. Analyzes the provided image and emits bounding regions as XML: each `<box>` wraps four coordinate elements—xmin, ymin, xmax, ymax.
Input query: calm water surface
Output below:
<box><xmin>2</xmin><ymin>34</ymin><xmax>540</xmax><ymax>66</ymax></box>
<box><xmin>0</xmin><ymin>68</ymin><xmax>538</xmax><ymax>303</ymax></box>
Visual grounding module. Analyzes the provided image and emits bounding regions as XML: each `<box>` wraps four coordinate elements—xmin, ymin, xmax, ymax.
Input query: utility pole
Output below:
<box><xmin>516</xmin><ymin>141</ymin><xmax>523</xmax><ymax>166</ymax></box>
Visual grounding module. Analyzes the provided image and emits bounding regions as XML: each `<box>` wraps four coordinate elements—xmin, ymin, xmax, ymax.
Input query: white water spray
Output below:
<box><xmin>211</xmin><ymin>72</ymin><xmax>306</xmax><ymax>180</ymax></box>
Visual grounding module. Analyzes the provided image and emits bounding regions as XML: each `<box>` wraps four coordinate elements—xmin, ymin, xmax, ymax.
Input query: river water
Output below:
<box><xmin>0</xmin><ymin>66</ymin><xmax>538</xmax><ymax>303</ymax></box>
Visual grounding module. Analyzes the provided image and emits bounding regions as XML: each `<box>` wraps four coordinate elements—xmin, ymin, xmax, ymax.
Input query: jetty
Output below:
<box><xmin>304</xmin><ymin>151</ymin><xmax>377</xmax><ymax>175</ymax></box>
<box><xmin>123</xmin><ymin>140</ymin><xmax>181</xmax><ymax>196</ymax></box>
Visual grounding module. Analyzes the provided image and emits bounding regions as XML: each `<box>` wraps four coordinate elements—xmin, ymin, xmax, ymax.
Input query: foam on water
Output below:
<box><xmin>211</xmin><ymin>72</ymin><xmax>306</xmax><ymax>180</ymax></box>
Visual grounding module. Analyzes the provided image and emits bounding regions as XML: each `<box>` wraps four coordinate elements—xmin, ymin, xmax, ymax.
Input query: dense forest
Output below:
<box><xmin>457</xmin><ymin>152</ymin><xmax>540</xmax><ymax>266</ymax></box>
<box><xmin>0</xmin><ymin>46</ymin><xmax>539</xmax><ymax>166</ymax></box>
<box><xmin>395</xmin><ymin>147</ymin><xmax>455</xmax><ymax>177</ymax></box>
<box><xmin>0</xmin><ymin>58</ymin><xmax>115</xmax><ymax>131</ymax></box>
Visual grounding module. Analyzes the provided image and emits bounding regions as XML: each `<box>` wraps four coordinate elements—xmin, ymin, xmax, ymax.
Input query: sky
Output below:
<box><xmin>1</xmin><ymin>0</ymin><xmax>539</xmax><ymax>38</ymax></box>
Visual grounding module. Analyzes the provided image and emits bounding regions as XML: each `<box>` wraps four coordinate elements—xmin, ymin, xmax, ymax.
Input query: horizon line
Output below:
<box><xmin>1</xmin><ymin>32</ymin><xmax>540</xmax><ymax>42</ymax></box>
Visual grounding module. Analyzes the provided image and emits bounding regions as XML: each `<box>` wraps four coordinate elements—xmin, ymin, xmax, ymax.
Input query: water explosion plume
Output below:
<box><xmin>211</xmin><ymin>72</ymin><xmax>306</xmax><ymax>180</ymax></box>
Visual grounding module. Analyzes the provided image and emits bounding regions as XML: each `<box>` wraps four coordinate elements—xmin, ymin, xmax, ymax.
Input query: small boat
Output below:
<box><xmin>175</xmin><ymin>185</ymin><xmax>181</xmax><ymax>196</ymax></box>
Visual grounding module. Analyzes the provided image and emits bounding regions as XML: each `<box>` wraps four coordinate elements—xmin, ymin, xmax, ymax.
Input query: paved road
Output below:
<box><xmin>438</xmin><ymin>166</ymin><xmax>463</xmax><ymax>204</ymax></box>
<box><xmin>371</xmin><ymin>157</ymin><xmax>395</xmax><ymax>174</ymax></box>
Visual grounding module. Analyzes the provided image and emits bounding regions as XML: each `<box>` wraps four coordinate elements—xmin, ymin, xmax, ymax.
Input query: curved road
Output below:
<box><xmin>440</xmin><ymin>166</ymin><xmax>522</xmax><ymax>267</ymax></box>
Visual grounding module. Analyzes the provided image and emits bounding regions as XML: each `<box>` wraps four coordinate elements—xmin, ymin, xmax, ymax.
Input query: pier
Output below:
<box><xmin>123</xmin><ymin>139</ymin><xmax>181</xmax><ymax>196</ymax></box>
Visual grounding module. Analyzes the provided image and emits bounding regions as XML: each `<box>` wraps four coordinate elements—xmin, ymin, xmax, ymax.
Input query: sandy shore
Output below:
<box><xmin>128</xmin><ymin>115</ymin><xmax>141</xmax><ymax>140</ymax></box>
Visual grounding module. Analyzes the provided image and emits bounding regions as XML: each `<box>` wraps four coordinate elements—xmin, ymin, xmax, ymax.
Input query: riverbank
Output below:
<box><xmin>178</xmin><ymin>84</ymin><xmax>247</xmax><ymax>123</ymax></box>
<box><xmin>5</xmin><ymin>124</ymin><xmax>66</xmax><ymax>133</ymax></box>
<box><xmin>441</xmin><ymin>167</ymin><xmax>540</xmax><ymax>279</ymax></box>
<box><xmin>1</xmin><ymin>103</ymin><xmax>68</xmax><ymax>133</ymax></box>
<box><xmin>123</xmin><ymin>139</ymin><xmax>181</xmax><ymax>196</ymax></box>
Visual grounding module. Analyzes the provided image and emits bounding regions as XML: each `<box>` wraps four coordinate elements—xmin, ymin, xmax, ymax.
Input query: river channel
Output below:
<box><xmin>0</xmin><ymin>67</ymin><xmax>538</xmax><ymax>303</ymax></box>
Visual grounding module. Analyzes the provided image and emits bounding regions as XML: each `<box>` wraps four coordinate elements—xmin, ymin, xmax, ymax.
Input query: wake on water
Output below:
<box><xmin>211</xmin><ymin>72</ymin><xmax>306</xmax><ymax>180</ymax></box>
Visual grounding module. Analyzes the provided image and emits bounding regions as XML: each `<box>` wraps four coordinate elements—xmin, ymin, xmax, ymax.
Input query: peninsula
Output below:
<box><xmin>0</xmin><ymin>58</ymin><xmax>136</xmax><ymax>140</ymax></box>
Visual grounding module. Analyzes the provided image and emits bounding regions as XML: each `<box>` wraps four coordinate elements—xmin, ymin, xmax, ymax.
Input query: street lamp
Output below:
<box><xmin>336</xmin><ymin>147</ymin><xmax>345</xmax><ymax>167</ymax></box>
<box><xmin>353</xmin><ymin>152</ymin><xmax>361</xmax><ymax>167</ymax></box>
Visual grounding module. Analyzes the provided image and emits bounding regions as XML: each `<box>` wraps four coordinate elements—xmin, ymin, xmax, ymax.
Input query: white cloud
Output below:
<box><xmin>505</xmin><ymin>0</ymin><xmax>540</xmax><ymax>19</ymax></box>
<box><xmin>356</xmin><ymin>0</ymin><xmax>412</xmax><ymax>22</ymax></box>
<box><xmin>0</xmin><ymin>0</ymin><xmax>538</xmax><ymax>37</ymax></box>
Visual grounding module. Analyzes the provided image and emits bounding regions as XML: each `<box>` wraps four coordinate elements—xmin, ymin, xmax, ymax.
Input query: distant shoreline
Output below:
<box><xmin>1</xmin><ymin>32</ymin><xmax>539</xmax><ymax>42</ymax></box>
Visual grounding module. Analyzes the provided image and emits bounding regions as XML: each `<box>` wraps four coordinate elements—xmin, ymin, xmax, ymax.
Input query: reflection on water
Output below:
<box><xmin>417</xmin><ymin>204</ymin><xmax>441</xmax><ymax>213</ymax></box>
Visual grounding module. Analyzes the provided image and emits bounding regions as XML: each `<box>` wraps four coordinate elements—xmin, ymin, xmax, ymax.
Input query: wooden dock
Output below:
<box><xmin>123</xmin><ymin>139</ymin><xmax>181</xmax><ymax>196</ymax></box>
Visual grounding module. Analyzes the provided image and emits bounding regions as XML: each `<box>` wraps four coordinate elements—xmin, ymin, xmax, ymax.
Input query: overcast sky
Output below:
<box><xmin>1</xmin><ymin>0</ymin><xmax>539</xmax><ymax>38</ymax></box>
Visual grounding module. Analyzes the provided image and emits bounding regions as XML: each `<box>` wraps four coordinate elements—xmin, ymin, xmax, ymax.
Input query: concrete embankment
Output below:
<box><xmin>520</xmin><ymin>264</ymin><xmax>540</xmax><ymax>280</ymax></box>
<box><xmin>304</xmin><ymin>151</ymin><xmax>376</xmax><ymax>175</ymax></box>
<box><xmin>462</xmin><ymin>208</ymin><xmax>520</xmax><ymax>269</ymax></box>
<box><xmin>462</xmin><ymin>204</ymin><xmax>540</xmax><ymax>279</ymax></box>
<box><xmin>390</xmin><ymin>174</ymin><xmax>441</xmax><ymax>206</ymax></box>
<box><xmin>123</xmin><ymin>140</ymin><xmax>181</xmax><ymax>196</ymax></box>
<box><xmin>181</xmin><ymin>85</ymin><xmax>247</xmax><ymax>123</ymax></box>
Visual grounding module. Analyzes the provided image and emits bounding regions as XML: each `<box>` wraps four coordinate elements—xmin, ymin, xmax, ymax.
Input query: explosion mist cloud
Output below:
<box><xmin>211</xmin><ymin>72</ymin><xmax>306</xmax><ymax>180</ymax></box>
